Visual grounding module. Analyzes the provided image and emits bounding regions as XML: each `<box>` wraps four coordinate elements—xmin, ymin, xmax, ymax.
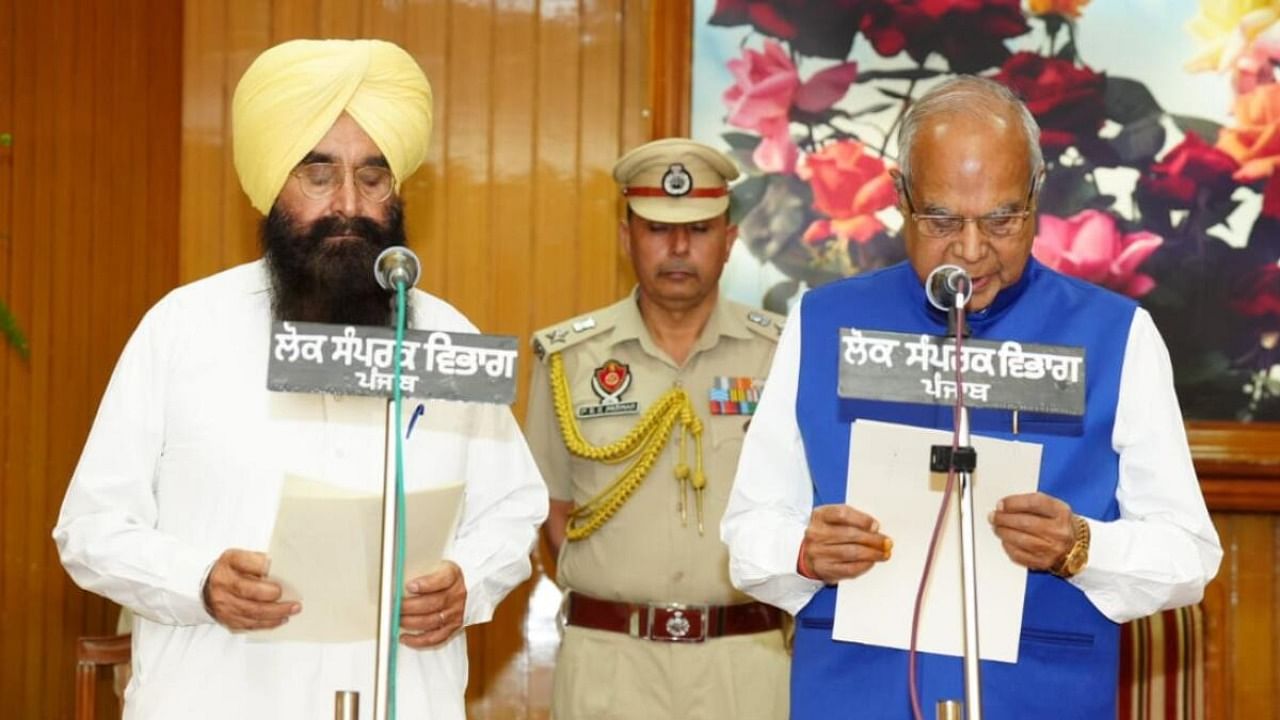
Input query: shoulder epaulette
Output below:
<box><xmin>531</xmin><ymin>307</ymin><xmax>617</xmax><ymax>361</ymax></box>
<box><xmin>741</xmin><ymin>305</ymin><xmax>784</xmax><ymax>342</ymax></box>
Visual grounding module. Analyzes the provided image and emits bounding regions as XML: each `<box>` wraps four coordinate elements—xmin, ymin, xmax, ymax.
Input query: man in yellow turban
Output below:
<box><xmin>54</xmin><ymin>38</ymin><xmax>548</xmax><ymax>720</ymax></box>
<box><xmin>235</xmin><ymin>37</ymin><xmax>433</xmax><ymax>327</ymax></box>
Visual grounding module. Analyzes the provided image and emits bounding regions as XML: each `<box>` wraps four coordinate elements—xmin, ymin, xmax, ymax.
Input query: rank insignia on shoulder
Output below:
<box><xmin>545</xmin><ymin>328</ymin><xmax>570</xmax><ymax>345</ymax></box>
<box><xmin>708</xmin><ymin>376</ymin><xmax>764</xmax><ymax>415</ymax></box>
<box><xmin>576</xmin><ymin>359</ymin><xmax>640</xmax><ymax>419</ymax></box>
<box><xmin>746</xmin><ymin>311</ymin><xmax>771</xmax><ymax>328</ymax></box>
<box><xmin>572</xmin><ymin>317</ymin><xmax>597</xmax><ymax>333</ymax></box>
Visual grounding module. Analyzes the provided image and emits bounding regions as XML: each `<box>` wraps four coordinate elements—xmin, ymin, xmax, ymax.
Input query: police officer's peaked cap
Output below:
<box><xmin>612</xmin><ymin>138</ymin><xmax>740</xmax><ymax>224</ymax></box>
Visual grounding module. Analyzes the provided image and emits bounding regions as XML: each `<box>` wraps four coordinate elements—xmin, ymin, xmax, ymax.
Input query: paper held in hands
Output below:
<box><xmin>832</xmin><ymin>420</ymin><xmax>1042</xmax><ymax>663</ymax></box>
<box><xmin>248</xmin><ymin>474</ymin><xmax>465</xmax><ymax>643</ymax></box>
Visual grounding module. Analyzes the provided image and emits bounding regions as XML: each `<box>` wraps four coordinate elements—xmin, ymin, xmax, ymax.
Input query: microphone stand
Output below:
<box><xmin>932</xmin><ymin>295</ymin><xmax>983</xmax><ymax>720</ymax></box>
<box><xmin>371</xmin><ymin>278</ymin><xmax>411</xmax><ymax>720</ymax></box>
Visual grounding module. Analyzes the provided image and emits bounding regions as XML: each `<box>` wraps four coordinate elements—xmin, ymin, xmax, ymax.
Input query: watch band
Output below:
<box><xmin>1050</xmin><ymin>514</ymin><xmax>1090</xmax><ymax>579</ymax></box>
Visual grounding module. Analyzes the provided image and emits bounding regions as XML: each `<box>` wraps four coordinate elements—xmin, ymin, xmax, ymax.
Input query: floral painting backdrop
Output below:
<box><xmin>694</xmin><ymin>0</ymin><xmax>1280</xmax><ymax>421</ymax></box>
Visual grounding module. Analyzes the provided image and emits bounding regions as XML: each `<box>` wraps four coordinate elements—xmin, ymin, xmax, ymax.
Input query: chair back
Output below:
<box><xmin>74</xmin><ymin>634</ymin><xmax>131</xmax><ymax>720</ymax></box>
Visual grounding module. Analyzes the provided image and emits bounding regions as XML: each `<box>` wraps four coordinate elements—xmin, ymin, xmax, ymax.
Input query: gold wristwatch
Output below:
<box><xmin>1050</xmin><ymin>514</ymin><xmax>1090</xmax><ymax>579</ymax></box>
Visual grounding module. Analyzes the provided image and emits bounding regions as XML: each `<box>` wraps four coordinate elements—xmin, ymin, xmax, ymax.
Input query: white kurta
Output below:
<box><xmin>54</xmin><ymin>260</ymin><xmax>548</xmax><ymax>719</ymax></box>
<box><xmin>722</xmin><ymin>305</ymin><xmax>1222</xmax><ymax>623</ymax></box>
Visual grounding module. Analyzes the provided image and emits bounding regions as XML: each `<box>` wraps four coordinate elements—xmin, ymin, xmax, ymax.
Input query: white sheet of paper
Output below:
<box><xmin>250</xmin><ymin>474</ymin><xmax>465</xmax><ymax>643</ymax></box>
<box><xmin>832</xmin><ymin>420</ymin><xmax>1041</xmax><ymax>663</ymax></box>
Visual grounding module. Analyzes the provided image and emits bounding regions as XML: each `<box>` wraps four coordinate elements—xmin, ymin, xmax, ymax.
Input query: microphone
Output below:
<box><xmin>374</xmin><ymin>246</ymin><xmax>421</xmax><ymax>291</ymax></box>
<box><xmin>925</xmin><ymin>264</ymin><xmax>973</xmax><ymax>311</ymax></box>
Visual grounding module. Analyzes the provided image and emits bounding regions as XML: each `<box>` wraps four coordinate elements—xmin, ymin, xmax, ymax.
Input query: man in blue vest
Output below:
<box><xmin>721</xmin><ymin>76</ymin><xmax>1222</xmax><ymax>718</ymax></box>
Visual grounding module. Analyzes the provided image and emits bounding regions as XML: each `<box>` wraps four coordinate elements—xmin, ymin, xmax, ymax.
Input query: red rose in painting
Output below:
<box><xmin>858</xmin><ymin>0</ymin><xmax>1029</xmax><ymax>74</ymax></box>
<box><xmin>1233</xmin><ymin>264</ymin><xmax>1280</xmax><ymax>323</ymax></box>
<box><xmin>797</xmin><ymin>140</ymin><xmax>897</xmax><ymax>245</ymax></box>
<box><xmin>1139</xmin><ymin>132</ymin><xmax>1240</xmax><ymax>205</ymax></box>
<box><xmin>1033</xmin><ymin>210</ymin><xmax>1163</xmax><ymax>298</ymax></box>
<box><xmin>993</xmin><ymin>52</ymin><xmax>1106</xmax><ymax>153</ymax></box>
<box><xmin>709</xmin><ymin>0</ymin><xmax>867</xmax><ymax>59</ymax></box>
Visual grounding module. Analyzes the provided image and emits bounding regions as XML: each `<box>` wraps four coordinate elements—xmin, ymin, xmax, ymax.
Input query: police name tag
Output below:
<box><xmin>836</xmin><ymin>328</ymin><xmax>1085</xmax><ymax>416</ymax></box>
<box><xmin>267</xmin><ymin>321</ymin><xmax>518</xmax><ymax>405</ymax></box>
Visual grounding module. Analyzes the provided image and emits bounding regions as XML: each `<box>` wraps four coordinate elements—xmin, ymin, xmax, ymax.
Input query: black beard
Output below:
<box><xmin>261</xmin><ymin>200</ymin><xmax>409</xmax><ymax>326</ymax></box>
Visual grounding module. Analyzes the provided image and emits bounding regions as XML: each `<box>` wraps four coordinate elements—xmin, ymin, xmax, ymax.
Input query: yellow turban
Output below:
<box><xmin>232</xmin><ymin>39</ymin><xmax>434</xmax><ymax>214</ymax></box>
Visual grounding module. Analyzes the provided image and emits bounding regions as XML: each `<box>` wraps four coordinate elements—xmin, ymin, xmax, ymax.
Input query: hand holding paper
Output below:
<box><xmin>399</xmin><ymin>561</ymin><xmax>467</xmax><ymax>648</ymax></box>
<box><xmin>249</xmin><ymin>475</ymin><xmax>465</xmax><ymax>643</ymax></box>
<box><xmin>203</xmin><ymin>548</ymin><xmax>299</xmax><ymax>631</ymax></box>
<box><xmin>801</xmin><ymin>505</ymin><xmax>893</xmax><ymax>584</ymax></box>
<box><xmin>990</xmin><ymin>492</ymin><xmax>1075</xmax><ymax>571</ymax></box>
<box><xmin>832</xmin><ymin>420</ymin><xmax>1042</xmax><ymax>663</ymax></box>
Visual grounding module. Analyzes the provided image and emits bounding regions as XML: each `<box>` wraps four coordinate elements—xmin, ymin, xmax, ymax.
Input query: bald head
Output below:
<box><xmin>897</xmin><ymin>76</ymin><xmax>1043</xmax><ymax>187</ymax></box>
<box><xmin>890</xmin><ymin>76</ymin><xmax>1046</xmax><ymax>312</ymax></box>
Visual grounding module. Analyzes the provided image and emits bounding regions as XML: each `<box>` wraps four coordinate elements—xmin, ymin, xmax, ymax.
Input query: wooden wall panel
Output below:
<box><xmin>0</xmin><ymin>1</ymin><xmax>183</xmax><ymax>718</ymax></box>
<box><xmin>1202</xmin><ymin>511</ymin><xmax>1280</xmax><ymax>719</ymax></box>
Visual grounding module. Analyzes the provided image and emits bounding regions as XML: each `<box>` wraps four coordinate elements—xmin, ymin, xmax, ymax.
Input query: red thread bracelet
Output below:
<box><xmin>796</xmin><ymin>537</ymin><xmax>818</xmax><ymax>580</ymax></box>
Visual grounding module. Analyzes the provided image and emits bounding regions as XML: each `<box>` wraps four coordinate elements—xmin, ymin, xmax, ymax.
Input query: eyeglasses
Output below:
<box><xmin>902</xmin><ymin>183</ymin><xmax>1035</xmax><ymax>240</ymax></box>
<box><xmin>290</xmin><ymin>162</ymin><xmax>395</xmax><ymax>203</ymax></box>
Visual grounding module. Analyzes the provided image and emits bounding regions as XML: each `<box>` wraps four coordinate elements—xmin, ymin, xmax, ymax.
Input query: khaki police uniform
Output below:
<box><xmin>524</xmin><ymin>138</ymin><xmax>790</xmax><ymax>720</ymax></box>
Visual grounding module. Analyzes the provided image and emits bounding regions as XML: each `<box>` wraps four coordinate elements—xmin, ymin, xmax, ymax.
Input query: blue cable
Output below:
<box><xmin>388</xmin><ymin>282</ymin><xmax>408</xmax><ymax>720</ymax></box>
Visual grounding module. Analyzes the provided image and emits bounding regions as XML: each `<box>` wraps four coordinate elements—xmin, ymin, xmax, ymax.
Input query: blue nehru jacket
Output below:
<box><xmin>792</xmin><ymin>258</ymin><xmax>1137</xmax><ymax>719</ymax></box>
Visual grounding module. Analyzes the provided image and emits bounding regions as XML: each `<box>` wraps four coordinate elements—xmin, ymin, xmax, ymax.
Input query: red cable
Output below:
<box><xmin>908</xmin><ymin>308</ymin><xmax>968</xmax><ymax>720</ymax></box>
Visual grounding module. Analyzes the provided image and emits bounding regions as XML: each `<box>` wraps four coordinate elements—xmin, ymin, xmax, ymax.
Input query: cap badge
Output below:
<box><xmin>661</xmin><ymin>163</ymin><xmax>693</xmax><ymax>197</ymax></box>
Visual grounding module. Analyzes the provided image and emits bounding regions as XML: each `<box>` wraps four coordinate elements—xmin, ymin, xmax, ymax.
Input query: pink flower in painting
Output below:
<box><xmin>1233</xmin><ymin>22</ymin><xmax>1280</xmax><ymax>95</ymax></box>
<box><xmin>723</xmin><ymin>40</ymin><xmax>800</xmax><ymax>139</ymax></box>
<box><xmin>753</xmin><ymin>133</ymin><xmax>800</xmax><ymax>173</ymax></box>
<box><xmin>1033</xmin><ymin>210</ymin><xmax>1164</xmax><ymax>298</ymax></box>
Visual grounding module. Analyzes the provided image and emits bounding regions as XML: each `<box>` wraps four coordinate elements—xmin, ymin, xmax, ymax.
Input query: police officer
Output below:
<box><xmin>525</xmin><ymin>138</ymin><xmax>789</xmax><ymax>720</ymax></box>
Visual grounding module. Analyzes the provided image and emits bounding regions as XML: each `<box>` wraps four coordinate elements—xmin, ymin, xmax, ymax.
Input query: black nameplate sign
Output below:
<box><xmin>267</xmin><ymin>321</ymin><xmax>518</xmax><ymax>405</ymax></box>
<box><xmin>837</xmin><ymin>328</ymin><xmax>1085</xmax><ymax>416</ymax></box>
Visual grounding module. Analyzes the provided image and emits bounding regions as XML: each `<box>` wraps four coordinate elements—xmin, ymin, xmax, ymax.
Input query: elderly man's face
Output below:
<box><xmin>895</xmin><ymin>112</ymin><xmax>1037</xmax><ymax>312</ymax></box>
<box><xmin>276</xmin><ymin>113</ymin><xmax>396</xmax><ymax>228</ymax></box>
<box><xmin>262</xmin><ymin>113</ymin><xmax>405</xmax><ymax>326</ymax></box>
<box><xmin>620</xmin><ymin>210</ymin><xmax>737</xmax><ymax>313</ymax></box>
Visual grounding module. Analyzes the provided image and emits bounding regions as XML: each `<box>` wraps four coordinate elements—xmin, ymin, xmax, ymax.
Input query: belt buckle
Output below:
<box><xmin>646</xmin><ymin>603</ymin><xmax>709</xmax><ymax>643</ymax></box>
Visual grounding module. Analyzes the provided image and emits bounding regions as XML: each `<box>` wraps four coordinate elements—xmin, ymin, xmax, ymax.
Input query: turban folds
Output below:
<box><xmin>232</xmin><ymin>39</ymin><xmax>434</xmax><ymax>214</ymax></box>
